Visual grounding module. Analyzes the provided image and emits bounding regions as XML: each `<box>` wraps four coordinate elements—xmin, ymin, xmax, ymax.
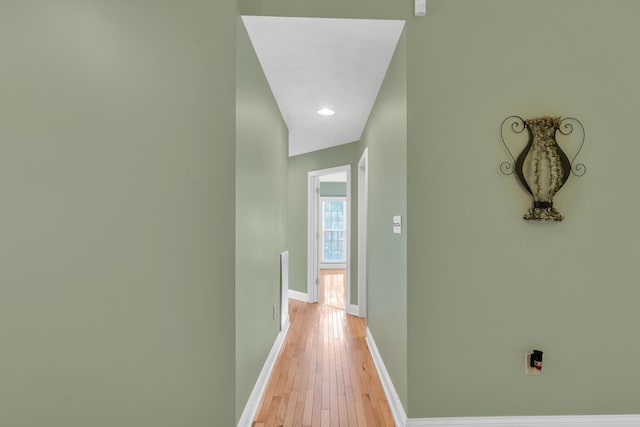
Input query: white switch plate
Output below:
<box><xmin>393</xmin><ymin>216</ymin><xmax>402</xmax><ymax>234</ymax></box>
<box><xmin>525</xmin><ymin>353</ymin><xmax>541</xmax><ymax>376</ymax></box>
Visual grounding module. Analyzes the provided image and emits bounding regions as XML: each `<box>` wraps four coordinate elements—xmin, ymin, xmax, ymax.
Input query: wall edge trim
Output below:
<box><xmin>237</xmin><ymin>319</ymin><xmax>291</xmax><ymax>427</ymax></box>
<box><xmin>288</xmin><ymin>289</ymin><xmax>308</xmax><ymax>302</ymax></box>
<box><xmin>347</xmin><ymin>304</ymin><xmax>359</xmax><ymax>316</ymax></box>
<box><xmin>365</xmin><ymin>327</ymin><xmax>408</xmax><ymax>427</ymax></box>
<box><xmin>406</xmin><ymin>415</ymin><xmax>640</xmax><ymax>426</ymax></box>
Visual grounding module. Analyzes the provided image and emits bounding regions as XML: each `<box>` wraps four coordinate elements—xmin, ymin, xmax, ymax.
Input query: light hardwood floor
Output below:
<box><xmin>252</xmin><ymin>299</ymin><xmax>395</xmax><ymax>427</ymax></box>
<box><xmin>319</xmin><ymin>269</ymin><xmax>346</xmax><ymax>310</ymax></box>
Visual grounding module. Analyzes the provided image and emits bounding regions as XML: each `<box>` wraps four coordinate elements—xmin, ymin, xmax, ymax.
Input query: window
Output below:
<box><xmin>322</xmin><ymin>199</ymin><xmax>346</xmax><ymax>262</ymax></box>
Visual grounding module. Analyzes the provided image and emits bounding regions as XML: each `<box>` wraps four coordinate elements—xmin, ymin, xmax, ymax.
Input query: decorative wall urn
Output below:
<box><xmin>500</xmin><ymin>116</ymin><xmax>585</xmax><ymax>221</ymax></box>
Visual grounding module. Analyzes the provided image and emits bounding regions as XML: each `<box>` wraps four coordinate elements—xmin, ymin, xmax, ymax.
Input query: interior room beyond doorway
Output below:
<box><xmin>317</xmin><ymin>171</ymin><xmax>348</xmax><ymax>311</ymax></box>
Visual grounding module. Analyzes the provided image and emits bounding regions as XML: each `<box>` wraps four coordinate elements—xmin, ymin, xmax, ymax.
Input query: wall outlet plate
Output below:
<box><xmin>525</xmin><ymin>353</ymin><xmax>541</xmax><ymax>376</ymax></box>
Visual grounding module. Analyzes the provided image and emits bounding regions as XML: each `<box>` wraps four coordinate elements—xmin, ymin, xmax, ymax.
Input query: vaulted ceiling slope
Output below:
<box><xmin>242</xmin><ymin>16</ymin><xmax>405</xmax><ymax>157</ymax></box>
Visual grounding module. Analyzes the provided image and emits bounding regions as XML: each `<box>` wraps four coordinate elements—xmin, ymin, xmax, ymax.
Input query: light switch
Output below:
<box><xmin>393</xmin><ymin>216</ymin><xmax>402</xmax><ymax>234</ymax></box>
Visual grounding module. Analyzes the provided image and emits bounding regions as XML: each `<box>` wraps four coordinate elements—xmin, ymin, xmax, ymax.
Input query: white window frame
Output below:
<box><xmin>320</xmin><ymin>197</ymin><xmax>347</xmax><ymax>264</ymax></box>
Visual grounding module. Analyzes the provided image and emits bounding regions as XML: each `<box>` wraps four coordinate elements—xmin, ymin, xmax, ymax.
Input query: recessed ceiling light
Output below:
<box><xmin>317</xmin><ymin>108</ymin><xmax>335</xmax><ymax>116</ymax></box>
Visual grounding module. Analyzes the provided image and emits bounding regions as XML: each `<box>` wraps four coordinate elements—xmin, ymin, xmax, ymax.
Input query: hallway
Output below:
<box><xmin>253</xmin><ymin>300</ymin><xmax>394</xmax><ymax>426</ymax></box>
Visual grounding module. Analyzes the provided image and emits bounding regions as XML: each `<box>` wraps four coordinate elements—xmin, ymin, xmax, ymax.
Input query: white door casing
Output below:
<box><xmin>357</xmin><ymin>148</ymin><xmax>368</xmax><ymax>318</ymax></box>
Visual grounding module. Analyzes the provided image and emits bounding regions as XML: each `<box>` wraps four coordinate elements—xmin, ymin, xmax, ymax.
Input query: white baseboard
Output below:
<box><xmin>358</xmin><ymin>306</ymin><xmax>367</xmax><ymax>318</ymax></box>
<box><xmin>364</xmin><ymin>328</ymin><xmax>640</xmax><ymax>427</ymax></box>
<box><xmin>288</xmin><ymin>289</ymin><xmax>308</xmax><ymax>302</ymax></box>
<box><xmin>347</xmin><ymin>304</ymin><xmax>359</xmax><ymax>316</ymax></box>
<box><xmin>365</xmin><ymin>327</ymin><xmax>409</xmax><ymax>427</ymax></box>
<box><xmin>281</xmin><ymin>314</ymin><xmax>290</xmax><ymax>331</ymax></box>
<box><xmin>237</xmin><ymin>319</ymin><xmax>290</xmax><ymax>427</ymax></box>
<box><xmin>407</xmin><ymin>415</ymin><xmax>640</xmax><ymax>426</ymax></box>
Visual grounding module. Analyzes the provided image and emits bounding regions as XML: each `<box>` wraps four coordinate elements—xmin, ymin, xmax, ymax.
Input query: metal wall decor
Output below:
<box><xmin>500</xmin><ymin>115</ymin><xmax>586</xmax><ymax>221</ymax></box>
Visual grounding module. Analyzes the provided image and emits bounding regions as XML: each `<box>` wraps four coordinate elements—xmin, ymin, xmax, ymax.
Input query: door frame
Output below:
<box><xmin>307</xmin><ymin>165</ymin><xmax>351</xmax><ymax>305</ymax></box>
<box><xmin>357</xmin><ymin>148</ymin><xmax>368</xmax><ymax>319</ymax></box>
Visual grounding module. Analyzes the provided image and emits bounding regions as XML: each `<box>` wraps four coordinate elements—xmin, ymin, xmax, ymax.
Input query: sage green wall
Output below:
<box><xmin>0</xmin><ymin>1</ymin><xmax>236</xmax><ymax>426</ymax></box>
<box><xmin>288</xmin><ymin>143</ymin><xmax>359</xmax><ymax>304</ymax></box>
<box><xmin>407</xmin><ymin>0</ymin><xmax>640</xmax><ymax>418</ymax></box>
<box><xmin>359</xmin><ymin>30</ymin><xmax>407</xmax><ymax>410</ymax></box>
<box><xmin>247</xmin><ymin>0</ymin><xmax>640</xmax><ymax>419</ymax></box>
<box><xmin>235</xmin><ymin>20</ymin><xmax>289</xmax><ymax>422</ymax></box>
<box><xmin>243</xmin><ymin>0</ymin><xmax>401</xmax><ymax>19</ymax></box>
<box><xmin>320</xmin><ymin>182</ymin><xmax>347</xmax><ymax>197</ymax></box>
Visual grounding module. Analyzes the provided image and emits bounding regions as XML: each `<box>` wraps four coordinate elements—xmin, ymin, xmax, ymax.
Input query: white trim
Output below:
<box><xmin>288</xmin><ymin>289</ymin><xmax>308</xmax><ymax>302</ymax></box>
<box><xmin>365</xmin><ymin>327</ymin><xmax>408</xmax><ymax>427</ymax></box>
<box><xmin>357</xmin><ymin>148</ymin><xmax>368</xmax><ymax>319</ymax></box>
<box><xmin>318</xmin><ymin>171</ymin><xmax>347</xmax><ymax>182</ymax></box>
<box><xmin>307</xmin><ymin>173</ymin><xmax>319</xmax><ymax>303</ymax></box>
<box><xmin>365</xmin><ymin>327</ymin><xmax>640</xmax><ymax>427</ymax></box>
<box><xmin>237</xmin><ymin>320</ymin><xmax>291</xmax><ymax>427</ymax></box>
<box><xmin>406</xmin><ymin>415</ymin><xmax>640</xmax><ymax>426</ymax></box>
<box><xmin>347</xmin><ymin>304</ymin><xmax>359</xmax><ymax>316</ymax></box>
<box><xmin>319</xmin><ymin>263</ymin><xmax>347</xmax><ymax>269</ymax></box>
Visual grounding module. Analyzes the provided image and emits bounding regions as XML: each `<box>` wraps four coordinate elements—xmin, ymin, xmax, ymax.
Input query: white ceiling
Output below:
<box><xmin>241</xmin><ymin>16</ymin><xmax>405</xmax><ymax>157</ymax></box>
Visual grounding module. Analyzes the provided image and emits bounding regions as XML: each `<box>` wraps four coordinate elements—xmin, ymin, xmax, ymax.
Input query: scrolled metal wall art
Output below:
<box><xmin>500</xmin><ymin>115</ymin><xmax>586</xmax><ymax>221</ymax></box>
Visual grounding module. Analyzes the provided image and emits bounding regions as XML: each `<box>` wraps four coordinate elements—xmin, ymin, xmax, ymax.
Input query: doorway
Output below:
<box><xmin>307</xmin><ymin>165</ymin><xmax>350</xmax><ymax>311</ymax></box>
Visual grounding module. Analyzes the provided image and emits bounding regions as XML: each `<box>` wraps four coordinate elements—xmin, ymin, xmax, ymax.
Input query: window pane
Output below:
<box><xmin>322</xmin><ymin>199</ymin><xmax>346</xmax><ymax>262</ymax></box>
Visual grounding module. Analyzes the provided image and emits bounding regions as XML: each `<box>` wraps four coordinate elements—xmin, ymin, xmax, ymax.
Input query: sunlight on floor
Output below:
<box><xmin>319</xmin><ymin>269</ymin><xmax>346</xmax><ymax>310</ymax></box>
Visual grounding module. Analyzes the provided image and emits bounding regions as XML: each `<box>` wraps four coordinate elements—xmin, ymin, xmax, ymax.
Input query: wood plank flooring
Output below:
<box><xmin>319</xmin><ymin>269</ymin><xmax>346</xmax><ymax>310</ymax></box>
<box><xmin>253</xmin><ymin>299</ymin><xmax>394</xmax><ymax>427</ymax></box>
